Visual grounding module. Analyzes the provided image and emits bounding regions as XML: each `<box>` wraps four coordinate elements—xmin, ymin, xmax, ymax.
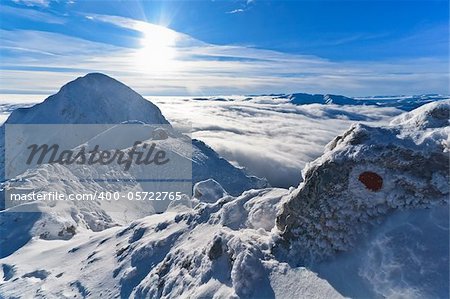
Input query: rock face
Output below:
<box><xmin>276</xmin><ymin>100</ymin><xmax>450</xmax><ymax>263</ymax></box>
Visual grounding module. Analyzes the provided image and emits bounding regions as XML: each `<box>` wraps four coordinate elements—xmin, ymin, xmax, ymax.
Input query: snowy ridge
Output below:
<box><xmin>390</xmin><ymin>99</ymin><xmax>450</xmax><ymax>129</ymax></box>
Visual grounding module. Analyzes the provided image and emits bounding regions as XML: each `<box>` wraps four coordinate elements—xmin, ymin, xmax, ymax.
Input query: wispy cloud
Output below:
<box><xmin>1</xmin><ymin>3</ymin><xmax>66</xmax><ymax>24</ymax></box>
<box><xmin>10</xmin><ymin>0</ymin><xmax>75</xmax><ymax>8</ymax></box>
<box><xmin>227</xmin><ymin>9</ymin><xmax>245</xmax><ymax>14</ymax></box>
<box><xmin>11</xmin><ymin>0</ymin><xmax>50</xmax><ymax>7</ymax></box>
<box><xmin>0</xmin><ymin>13</ymin><xmax>448</xmax><ymax>96</ymax></box>
<box><xmin>226</xmin><ymin>0</ymin><xmax>255</xmax><ymax>14</ymax></box>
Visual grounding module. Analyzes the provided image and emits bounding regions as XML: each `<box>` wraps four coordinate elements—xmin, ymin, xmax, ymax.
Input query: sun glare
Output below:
<box><xmin>136</xmin><ymin>24</ymin><xmax>178</xmax><ymax>73</ymax></box>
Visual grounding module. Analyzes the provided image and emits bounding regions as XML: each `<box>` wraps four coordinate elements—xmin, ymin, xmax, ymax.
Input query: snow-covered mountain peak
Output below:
<box><xmin>5</xmin><ymin>73</ymin><xmax>169</xmax><ymax>125</ymax></box>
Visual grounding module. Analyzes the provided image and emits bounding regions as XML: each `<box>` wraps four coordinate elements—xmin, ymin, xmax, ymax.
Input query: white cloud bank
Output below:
<box><xmin>0</xmin><ymin>94</ymin><xmax>404</xmax><ymax>187</ymax></box>
<box><xmin>151</xmin><ymin>96</ymin><xmax>403</xmax><ymax>187</ymax></box>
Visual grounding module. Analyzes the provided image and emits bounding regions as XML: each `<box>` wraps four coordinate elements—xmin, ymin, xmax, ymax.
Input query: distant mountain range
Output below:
<box><xmin>273</xmin><ymin>93</ymin><xmax>449</xmax><ymax>111</ymax></box>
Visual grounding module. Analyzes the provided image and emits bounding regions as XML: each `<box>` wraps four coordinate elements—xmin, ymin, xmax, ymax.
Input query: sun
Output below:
<box><xmin>135</xmin><ymin>24</ymin><xmax>178</xmax><ymax>73</ymax></box>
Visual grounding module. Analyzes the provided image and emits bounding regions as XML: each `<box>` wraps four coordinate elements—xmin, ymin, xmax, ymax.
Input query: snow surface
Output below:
<box><xmin>0</xmin><ymin>74</ymin><xmax>448</xmax><ymax>298</ymax></box>
<box><xmin>0</xmin><ymin>188</ymin><xmax>343</xmax><ymax>299</ymax></box>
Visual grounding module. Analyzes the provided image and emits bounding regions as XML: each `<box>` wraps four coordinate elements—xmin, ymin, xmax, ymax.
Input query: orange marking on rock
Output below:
<box><xmin>358</xmin><ymin>171</ymin><xmax>383</xmax><ymax>192</ymax></box>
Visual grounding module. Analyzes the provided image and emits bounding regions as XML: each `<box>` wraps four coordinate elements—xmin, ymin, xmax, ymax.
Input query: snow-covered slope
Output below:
<box><xmin>0</xmin><ymin>100</ymin><xmax>447</xmax><ymax>298</ymax></box>
<box><xmin>0</xmin><ymin>188</ymin><xmax>343</xmax><ymax>299</ymax></box>
<box><xmin>389</xmin><ymin>99</ymin><xmax>450</xmax><ymax>129</ymax></box>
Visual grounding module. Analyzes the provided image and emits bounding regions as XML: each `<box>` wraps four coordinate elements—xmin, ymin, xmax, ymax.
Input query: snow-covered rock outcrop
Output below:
<box><xmin>275</xmin><ymin>100</ymin><xmax>449</xmax><ymax>263</ymax></box>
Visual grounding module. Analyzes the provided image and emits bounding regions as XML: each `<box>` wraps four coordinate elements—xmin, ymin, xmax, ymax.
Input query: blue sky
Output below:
<box><xmin>0</xmin><ymin>0</ymin><xmax>448</xmax><ymax>96</ymax></box>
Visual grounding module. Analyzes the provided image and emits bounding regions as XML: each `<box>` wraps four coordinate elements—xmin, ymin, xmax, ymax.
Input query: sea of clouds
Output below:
<box><xmin>151</xmin><ymin>96</ymin><xmax>403</xmax><ymax>187</ymax></box>
<box><xmin>0</xmin><ymin>95</ymin><xmax>403</xmax><ymax>187</ymax></box>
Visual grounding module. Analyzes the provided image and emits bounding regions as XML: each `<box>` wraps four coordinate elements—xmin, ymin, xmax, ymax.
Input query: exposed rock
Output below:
<box><xmin>208</xmin><ymin>235</ymin><xmax>224</xmax><ymax>260</ymax></box>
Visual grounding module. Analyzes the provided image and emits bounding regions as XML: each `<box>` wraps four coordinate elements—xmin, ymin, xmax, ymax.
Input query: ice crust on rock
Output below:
<box><xmin>276</xmin><ymin>100</ymin><xmax>450</xmax><ymax>263</ymax></box>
